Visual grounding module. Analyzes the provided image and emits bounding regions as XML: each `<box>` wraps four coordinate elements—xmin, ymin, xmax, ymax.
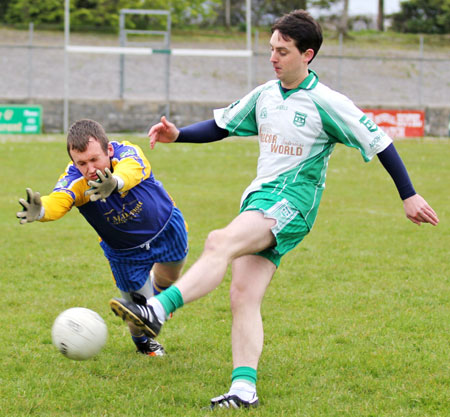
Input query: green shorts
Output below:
<box><xmin>240</xmin><ymin>192</ymin><xmax>310</xmax><ymax>267</ymax></box>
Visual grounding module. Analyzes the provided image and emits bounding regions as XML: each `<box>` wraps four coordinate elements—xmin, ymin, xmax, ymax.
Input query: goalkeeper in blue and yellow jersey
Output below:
<box><xmin>17</xmin><ymin>119</ymin><xmax>189</xmax><ymax>357</ymax></box>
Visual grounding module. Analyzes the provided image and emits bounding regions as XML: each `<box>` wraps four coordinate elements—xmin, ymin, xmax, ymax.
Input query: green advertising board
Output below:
<box><xmin>0</xmin><ymin>105</ymin><xmax>42</xmax><ymax>134</ymax></box>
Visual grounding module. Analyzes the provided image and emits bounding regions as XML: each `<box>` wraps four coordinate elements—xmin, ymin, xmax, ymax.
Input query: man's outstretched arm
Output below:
<box><xmin>377</xmin><ymin>143</ymin><xmax>439</xmax><ymax>226</ymax></box>
<box><xmin>149</xmin><ymin>117</ymin><xmax>228</xmax><ymax>149</ymax></box>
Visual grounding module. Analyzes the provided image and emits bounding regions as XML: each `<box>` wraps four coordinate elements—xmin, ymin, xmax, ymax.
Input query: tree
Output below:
<box><xmin>2</xmin><ymin>0</ymin><xmax>221</xmax><ymax>29</ymax></box>
<box><xmin>216</xmin><ymin>0</ymin><xmax>309</xmax><ymax>27</ymax></box>
<box><xmin>5</xmin><ymin>0</ymin><xmax>63</xmax><ymax>25</ymax></box>
<box><xmin>337</xmin><ymin>0</ymin><xmax>349</xmax><ymax>36</ymax></box>
<box><xmin>224</xmin><ymin>0</ymin><xmax>231</xmax><ymax>28</ymax></box>
<box><xmin>0</xmin><ymin>0</ymin><xmax>9</xmax><ymax>21</ymax></box>
<box><xmin>310</xmin><ymin>0</ymin><xmax>351</xmax><ymax>35</ymax></box>
<box><xmin>377</xmin><ymin>0</ymin><xmax>384</xmax><ymax>31</ymax></box>
<box><xmin>391</xmin><ymin>0</ymin><xmax>450</xmax><ymax>34</ymax></box>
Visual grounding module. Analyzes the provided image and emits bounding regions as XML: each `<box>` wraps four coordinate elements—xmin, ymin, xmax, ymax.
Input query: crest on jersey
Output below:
<box><xmin>104</xmin><ymin>199</ymin><xmax>143</xmax><ymax>225</ymax></box>
<box><xmin>120</xmin><ymin>149</ymin><xmax>136</xmax><ymax>158</ymax></box>
<box><xmin>359</xmin><ymin>115</ymin><xmax>378</xmax><ymax>132</ymax></box>
<box><xmin>293</xmin><ymin>112</ymin><xmax>307</xmax><ymax>127</ymax></box>
<box><xmin>260</xmin><ymin>107</ymin><xmax>268</xmax><ymax>119</ymax></box>
<box><xmin>55</xmin><ymin>179</ymin><xmax>68</xmax><ymax>189</ymax></box>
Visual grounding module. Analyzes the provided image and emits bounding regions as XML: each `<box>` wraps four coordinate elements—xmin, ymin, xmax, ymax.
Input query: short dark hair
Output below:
<box><xmin>271</xmin><ymin>10</ymin><xmax>323</xmax><ymax>63</ymax></box>
<box><xmin>67</xmin><ymin>119</ymin><xmax>109</xmax><ymax>157</ymax></box>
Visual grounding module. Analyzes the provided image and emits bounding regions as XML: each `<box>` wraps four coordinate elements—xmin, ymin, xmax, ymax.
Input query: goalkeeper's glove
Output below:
<box><xmin>85</xmin><ymin>168</ymin><xmax>118</xmax><ymax>202</ymax></box>
<box><xmin>17</xmin><ymin>188</ymin><xmax>43</xmax><ymax>224</ymax></box>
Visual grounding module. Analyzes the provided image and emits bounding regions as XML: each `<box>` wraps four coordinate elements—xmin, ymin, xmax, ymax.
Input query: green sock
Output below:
<box><xmin>155</xmin><ymin>286</ymin><xmax>184</xmax><ymax>316</ymax></box>
<box><xmin>231</xmin><ymin>366</ymin><xmax>257</xmax><ymax>385</ymax></box>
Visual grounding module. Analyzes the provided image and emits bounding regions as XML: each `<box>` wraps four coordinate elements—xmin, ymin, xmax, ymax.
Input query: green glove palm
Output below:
<box><xmin>17</xmin><ymin>188</ymin><xmax>42</xmax><ymax>224</ymax></box>
<box><xmin>85</xmin><ymin>168</ymin><xmax>118</xmax><ymax>202</ymax></box>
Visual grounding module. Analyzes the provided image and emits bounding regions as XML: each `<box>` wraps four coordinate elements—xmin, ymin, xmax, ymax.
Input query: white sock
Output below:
<box><xmin>228</xmin><ymin>380</ymin><xmax>257</xmax><ymax>402</ymax></box>
<box><xmin>148</xmin><ymin>297</ymin><xmax>168</xmax><ymax>323</ymax></box>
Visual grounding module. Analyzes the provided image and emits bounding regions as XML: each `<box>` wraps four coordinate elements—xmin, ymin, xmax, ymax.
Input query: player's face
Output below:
<box><xmin>70</xmin><ymin>138</ymin><xmax>114</xmax><ymax>181</ymax></box>
<box><xmin>270</xmin><ymin>30</ymin><xmax>314</xmax><ymax>89</ymax></box>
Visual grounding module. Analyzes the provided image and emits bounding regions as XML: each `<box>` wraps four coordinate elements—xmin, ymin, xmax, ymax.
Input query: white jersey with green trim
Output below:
<box><xmin>213</xmin><ymin>70</ymin><xmax>392</xmax><ymax>229</ymax></box>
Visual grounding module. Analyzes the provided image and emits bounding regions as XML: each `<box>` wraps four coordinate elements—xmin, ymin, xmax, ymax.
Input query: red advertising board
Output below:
<box><xmin>362</xmin><ymin>109</ymin><xmax>425</xmax><ymax>138</ymax></box>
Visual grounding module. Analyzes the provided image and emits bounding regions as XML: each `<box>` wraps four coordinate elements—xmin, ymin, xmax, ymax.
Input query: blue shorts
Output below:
<box><xmin>100</xmin><ymin>207</ymin><xmax>188</xmax><ymax>292</ymax></box>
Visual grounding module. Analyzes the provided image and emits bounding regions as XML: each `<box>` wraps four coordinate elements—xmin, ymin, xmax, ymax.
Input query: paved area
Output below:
<box><xmin>1</xmin><ymin>28</ymin><xmax>449</xmax><ymax>107</ymax></box>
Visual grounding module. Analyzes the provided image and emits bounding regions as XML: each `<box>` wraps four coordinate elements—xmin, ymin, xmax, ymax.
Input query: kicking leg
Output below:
<box><xmin>110</xmin><ymin>211</ymin><xmax>275</xmax><ymax>336</ymax></box>
<box><xmin>176</xmin><ymin>211</ymin><xmax>275</xmax><ymax>303</ymax></box>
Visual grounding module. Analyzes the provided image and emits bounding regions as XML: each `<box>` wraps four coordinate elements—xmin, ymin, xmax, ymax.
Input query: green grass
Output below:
<box><xmin>0</xmin><ymin>135</ymin><xmax>448</xmax><ymax>416</ymax></box>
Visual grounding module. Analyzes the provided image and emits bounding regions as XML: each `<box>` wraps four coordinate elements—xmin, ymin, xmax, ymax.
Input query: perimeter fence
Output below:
<box><xmin>0</xmin><ymin>24</ymin><xmax>449</xmax><ymax>134</ymax></box>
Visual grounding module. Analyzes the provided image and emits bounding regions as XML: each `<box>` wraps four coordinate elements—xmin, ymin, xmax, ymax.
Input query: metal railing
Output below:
<box><xmin>1</xmin><ymin>25</ymin><xmax>448</xmax><ymax>110</ymax></box>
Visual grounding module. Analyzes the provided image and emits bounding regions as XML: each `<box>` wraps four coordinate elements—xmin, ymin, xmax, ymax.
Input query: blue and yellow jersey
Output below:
<box><xmin>40</xmin><ymin>140</ymin><xmax>174</xmax><ymax>250</ymax></box>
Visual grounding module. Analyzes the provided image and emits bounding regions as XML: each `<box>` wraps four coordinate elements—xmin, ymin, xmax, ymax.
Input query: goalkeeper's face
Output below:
<box><xmin>70</xmin><ymin>137</ymin><xmax>114</xmax><ymax>181</ymax></box>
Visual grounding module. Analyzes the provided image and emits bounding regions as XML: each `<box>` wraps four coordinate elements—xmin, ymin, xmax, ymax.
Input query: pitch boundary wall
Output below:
<box><xmin>1</xmin><ymin>97</ymin><xmax>448</xmax><ymax>138</ymax></box>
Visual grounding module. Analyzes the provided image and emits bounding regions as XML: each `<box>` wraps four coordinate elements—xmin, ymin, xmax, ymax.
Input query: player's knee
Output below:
<box><xmin>204</xmin><ymin>228</ymin><xmax>229</xmax><ymax>254</ymax></box>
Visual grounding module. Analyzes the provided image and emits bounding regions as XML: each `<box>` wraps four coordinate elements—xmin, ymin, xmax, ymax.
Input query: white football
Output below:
<box><xmin>52</xmin><ymin>307</ymin><xmax>108</xmax><ymax>361</ymax></box>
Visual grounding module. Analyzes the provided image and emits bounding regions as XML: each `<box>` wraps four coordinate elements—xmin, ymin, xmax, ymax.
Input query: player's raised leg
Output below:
<box><xmin>110</xmin><ymin>211</ymin><xmax>276</xmax><ymax>335</ymax></box>
<box><xmin>175</xmin><ymin>211</ymin><xmax>276</xmax><ymax>303</ymax></box>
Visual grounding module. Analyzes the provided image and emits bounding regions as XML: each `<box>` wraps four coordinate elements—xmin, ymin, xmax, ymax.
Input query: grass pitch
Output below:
<box><xmin>0</xmin><ymin>134</ymin><xmax>448</xmax><ymax>417</ymax></box>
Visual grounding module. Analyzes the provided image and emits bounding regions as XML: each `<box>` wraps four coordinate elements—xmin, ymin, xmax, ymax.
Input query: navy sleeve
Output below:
<box><xmin>176</xmin><ymin>119</ymin><xmax>229</xmax><ymax>143</ymax></box>
<box><xmin>377</xmin><ymin>143</ymin><xmax>416</xmax><ymax>200</ymax></box>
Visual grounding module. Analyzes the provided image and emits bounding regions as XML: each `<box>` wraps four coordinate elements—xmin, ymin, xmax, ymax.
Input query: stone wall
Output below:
<box><xmin>1</xmin><ymin>98</ymin><xmax>449</xmax><ymax>137</ymax></box>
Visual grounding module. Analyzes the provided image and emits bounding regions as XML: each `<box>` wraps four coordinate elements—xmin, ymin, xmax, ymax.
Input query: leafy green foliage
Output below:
<box><xmin>0</xmin><ymin>0</ymin><xmax>9</xmax><ymax>20</ymax></box>
<box><xmin>391</xmin><ymin>0</ymin><xmax>450</xmax><ymax>34</ymax></box>
<box><xmin>0</xmin><ymin>0</ymin><xmax>378</xmax><ymax>31</ymax></box>
<box><xmin>2</xmin><ymin>0</ymin><xmax>221</xmax><ymax>30</ymax></box>
<box><xmin>5</xmin><ymin>0</ymin><xmax>63</xmax><ymax>25</ymax></box>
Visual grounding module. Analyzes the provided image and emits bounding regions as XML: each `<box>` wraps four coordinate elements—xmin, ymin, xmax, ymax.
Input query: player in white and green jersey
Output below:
<box><xmin>215</xmin><ymin>70</ymin><xmax>392</xmax><ymax>231</ymax></box>
<box><xmin>109</xmin><ymin>10</ymin><xmax>439</xmax><ymax>409</ymax></box>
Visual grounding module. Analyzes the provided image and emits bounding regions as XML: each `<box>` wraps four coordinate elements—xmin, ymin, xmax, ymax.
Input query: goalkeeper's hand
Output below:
<box><xmin>85</xmin><ymin>168</ymin><xmax>118</xmax><ymax>202</ymax></box>
<box><xmin>17</xmin><ymin>188</ymin><xmax>43</xmax><ymax>224</ymax></box>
